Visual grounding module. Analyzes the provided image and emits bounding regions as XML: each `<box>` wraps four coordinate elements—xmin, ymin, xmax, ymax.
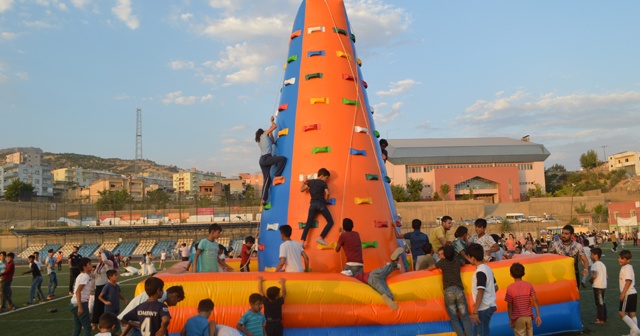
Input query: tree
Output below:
<box><xmin>243</xmin><ymin>185</ymin><xmax>259</xmax><ymax>206</ymax></box>
<box><xmin>406</xmin><ymin>178</ymin><xmax>424</xmax><ymax>201</ymax></box>
<box><xmin>196</xmin><ymin>194</ymin><xmax>213</xmax><ymax>208</ymax></box>
<box><xmin>526</xmin><ymin>183</ymin><xmax>544</xmax><ymax>198</ymax></box>
<box><xmin>579</xmin><ymin>149</ymin><xmax>599</xmax><ymax>170</ymax></box>
<box><xmin>95</xmin><ymin>189</ymin><xmax>131</xmax><ymax>211</ymax></box>
<box><xmin>391</xmin><ymin>184</ymin><xmax>408</xmax><ymax>202</ymax></box>
<box><xmin>440</xmin><ymin>183</ymin><xmax>451</xmax><ymax>200</ymax></box>
<box><xmin>575</xmin><ymin>203</ymin><xmax>589</xmax><ymax>214</ymax></box>
<box><xmin>146</xmin><ymin>189</ymin><xmax>170</xmax><ymax>210</ymax></box>
<box><xmin>433</xmin><ymin>191</ymin><xmax>442</xmax><ymax>201</ymax></box>
<box><xmin>498</xmin><ymin>219</ymin><xmax>514</xmax><ymax>235</ymax></box>
<box><xmin>592</xmin><ymin>204</ymin><xmax>608</xmax><ymax>224</ymax></box>
<box><xmin>3</xmin><ymin>180</ymin><xmax>34</xmax><ymax>202</ymax></box>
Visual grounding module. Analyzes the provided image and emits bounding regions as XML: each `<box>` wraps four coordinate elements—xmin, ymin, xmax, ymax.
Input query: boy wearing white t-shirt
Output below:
<box><xmin>276</xmin><ymin>225</ymin><xmax>309</xmax><ymax>272</ymax></box>
<box><xmin>589</xmin><ymin>247</ymin><xmax>607</xmax><ymax>324</ymax></box>
<box><xmin>70</xmin><ymin>257</ymin><xmax>93</xmax><ymax>336</ymax></box>
<box><xmin>618</xmin><ymin>250</ymin><xmax>640</xmax><ymax>335</ymax></box>
<box><xmin>468</xmin><ymin>243</ymin><xmax>497</xmax><ymax>336</ymax></box>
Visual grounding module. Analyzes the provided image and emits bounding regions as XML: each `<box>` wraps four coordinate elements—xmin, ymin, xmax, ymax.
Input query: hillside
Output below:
<box><xmin>42</xmin><ymin>152</ymin><xmax>181</xmax><ymax>177</ymax></box>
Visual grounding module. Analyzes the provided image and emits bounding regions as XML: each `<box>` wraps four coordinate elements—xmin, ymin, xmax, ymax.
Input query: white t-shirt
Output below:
<box><xmin>522</xmin><ymin>251</ymin><xmax>535</xmax><ymax>255</ymax></box>
<box><xmin>591</xmin><ymin>260</ymin><xmax>607</xmax><ymax>289</ymax></box>
<box><xmin>217</xmin><ymin>325</ymin><xmax>242</xmax><ymax>336</ymax></box>
<box><xmin>71</xmin><ymin>273</ymin><xmax>92</xmax><ymax>305</ymax></box>
<box><xmin>161</xmin><ymin>252</ymin><xmax>166</xmax><ymax>260</ymax></box>
<box><xmin>620</xmin><ymin>264</ymin><xmax>637</xmax><ymax>295</ymax></box>
<box><xmin>472</xmin><ymin>263</ymin><xmax>497</xmax><ymax>311</ymax></box>
<box><xmin>180</xmin><ymin>247</ymin><xmax>190</xmax><ymax>257</ymax></box>
<box><xmin>279</xmin><ymin>240</ymin><xmax>304</xmax><ymax>272</ymax></box>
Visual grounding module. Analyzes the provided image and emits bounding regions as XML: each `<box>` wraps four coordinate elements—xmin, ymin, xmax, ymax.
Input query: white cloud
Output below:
<box><xmin>162</xmin><ymin>91</ymin><xmax>197</xmax><ymax>105</ymax></box>
<box><xmin>373</xmin><ymin>102</ymin><xmax>403</xmax><ymax>124</ymax></box>
<box><xmin>15</xmin><ymin>72</ymin><xmax>28</xmax><ymax>80</ymax></box>
<box><xmin>201</xmin><ymin>16</ymin><xmax>288</xmax><ymax>40</ymax></box>
<box><xmin>168</xmin><ymin>60</ymin><xmax>195</xmax><ymax>70</ymax></box>
<box><xmin>376</xmin><ymin>78</ymin><xmax>418</xmax><ymax>96</ymax></box>
<box><xmin>200</xmin><ymin>94</ymin><xmax>214</xmax><ymax>103</ymax></box>
<box><xmin>70</xmin><ymin>0</ymin><xmax>90</xmax><ymax>8</ymax></box>
<box><xmin>223</xmin><ymin>138</ymin><xmax>238</xmax><ymax>144</ymax></box>
<box><xmin>228</xmin><ymin>125</ymin><xmax>247</xmax><ymax>131</ymax></box>
<box><xmin>1</xmin><ymin>32</ymin><xmax>16</xmax><ymax>40</ymax></box>
<box><xmin>23</xmin><ymin>21</ymin><xmax>53</xmax><ymax>29</ymax></box>
<box><xmin>112</xmin><ymin>0</ymin><xmax>139</xmax><ymax>30</ymax></box>
<box><xmin>345</xmin><ymin>0</ymin><xmax>411</xmax><ymax>49</ymax></box>
<box><xmin>0</xmin><ymin>0</ymin><xmax>13</xmax><ymax>13</ymax></box>
<box><xmin>180</xmin><ymin>13</ymin><xmax>193</xmax><ymax>21</ymax></box>
<box><xmin>221</xmin><ymin>145</ymin><xmax>253</xmax><ymax>154</ymax></box>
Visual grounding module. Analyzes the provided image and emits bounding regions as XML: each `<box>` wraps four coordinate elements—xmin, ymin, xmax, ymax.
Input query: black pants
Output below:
<box><xmin>259</xmin><ymin>154</ymin><xmax>287</xmax><ymax>202</ymax></box>
<box><xmin>265</xmin><ymin>321</ymin><xmax>283</xmax><ymax>336</ymax></box>
<box><xmin>91</xmin><ymin>284</ymin><xmax>106</xmax><ymax>324</ymax></box>
<box><xmin>69</xmin><ymin>268</ymin><xmax>80</xmax><ymax>293</ymax></box>
<box><xmin>301</xmin><ymin>201</ymin><xmax>334</xmax><ymax>241</ymax></box>
<box><xmin>593</xmin><ymin>288</ymin><xmax>607</xmax><ymax>321</ymax></box>
<box><xmin>612</xmin><ymin>242</ymin><xmax>618</xmax><ymax>251</ymax></box>
<box><xmin>1</xmin><ymin>280</ymin><xmax>13</xmax><ymax>309</ymax></box>
<box><xmin>240</xmin><ymin>261</ymin><xmax>250</xmax><ymax>272</ymax></box>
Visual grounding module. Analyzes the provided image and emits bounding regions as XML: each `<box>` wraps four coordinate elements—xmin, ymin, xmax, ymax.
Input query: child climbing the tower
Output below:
<box><xmin>300</xmin><ymin>168</ymin><xmax>334</xmax><ymax>246</ymax></box>
<box><xmin>335</xmin><ymin>218</ymin><xmax>364</xmax><ymax>276</ymax></box>
<box><xmin>344</xmin><ymin>247</ymin><xmax>405</xmax><ymax>310</ymax></box>
<box><xmin>256</xmin><ymin>116</ymin><xmax>287</xmax><ymax>206</ymax></box>
<box><xmin>257</xmin><ymin>276</ymin><xmax>286</xmax><ymax>336</ymax></box>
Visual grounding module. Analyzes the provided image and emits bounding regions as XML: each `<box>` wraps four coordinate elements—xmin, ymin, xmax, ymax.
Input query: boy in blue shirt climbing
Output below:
<box><xmin>300</xmin><ymin>168</ymin><xmax>334</xmax><ymax>247</ymax></box>
<box><xmin>394</xmin><ymin>219</ymin><xmax>429</xmax><ymax>270</ymax></box>
<box><xmin>181</xmin><ymin>298</ymin><xmax>217</xmax><ymax>336</ymax></box>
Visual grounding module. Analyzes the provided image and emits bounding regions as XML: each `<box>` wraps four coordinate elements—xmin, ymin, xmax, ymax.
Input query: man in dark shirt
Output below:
<box><xmin>394</xmin><ymin>219</ymin><xmax>429</xmax><ymax>270</ymax></box>
<box><xmin>68</xmin><ymin>246</ymin><xmax>82</xmax><ymax>295</ymax></box>
<box><xmin>122</xmin><ymin>277</ymin><xmax>171</xmax><ymax>336</ymax></box>
<box><xmin>300</xmin><ymin>168</ymin><xmax>334</xmax><ymax>246</ymax></box>
<box><xmin>23</xmin><ymin>255</ymin><xmax>45</xmax><ymax>304</ymax></box>
<box><xmin>436</xmin><ymin>245</ymin><xmax>473</xmax><ymax>335</ymax></box>
<box><xmin>335</xmin><ymin>218</ymin><xmax>364</xmax><ymax>275</ymax></box>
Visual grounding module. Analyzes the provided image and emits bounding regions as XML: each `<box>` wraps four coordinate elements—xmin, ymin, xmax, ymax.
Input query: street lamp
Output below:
<box><xmin>570</xmin><ymin>183</ymin><xmax>576</xmax><ymax>223</ymax></box>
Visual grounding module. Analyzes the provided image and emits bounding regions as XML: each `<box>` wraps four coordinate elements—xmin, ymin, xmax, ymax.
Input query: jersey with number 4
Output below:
<box><xmin>123</xmin><ymin>300</ymin><xmax>171</xmax><ymax>336</ymax></box>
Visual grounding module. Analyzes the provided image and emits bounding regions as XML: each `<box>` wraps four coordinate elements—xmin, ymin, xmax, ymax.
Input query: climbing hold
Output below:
<box><xmin>336</xmin><ymin>51</ymin><xmax>351</xmax><ymax>59</ymax></box>
<box><xmin>354</xmin><ymin>197</ymin><xmax>373</xmax><ymax>205</ymax></box>
<box><xmin>342</xmin><ymin>74</ymin><xmax>355</xmax><ymax>81</ymax></box>
<box><xmin>333</xmin><ymin>27</ymin><xmax>348</xmax><ymax>36</ymax></box>
<box><xmin>342</xmin><ymin>98</ymin><xmax>359</xmax><ymax>106</ymax></box>
<box><xmin>304</xmin><ymin>124</ymin><xmax>320</xmax><ymax>132</ymax></box>
<box><xmin>350</xmin><ymin>33</ymin><xmax>356</xmax><ymax>43</ymax></box>
<box><xmin>357</xmin><ymin>58</ymin><xmax>362</xmax><ymax>67</ymax></box>
<box><xmin>264</xmin><ymin>267</ymin><xmax>276</xmax><ymax>272</ymax></box>
<box><xmin>258</xmin><ymin>244</ymin><xmax>265</xmax><ymax>251</ymax></box>
<box><xmin>371</xmin><ymin>106</ymin><xmax>375</xmax><ymax>115</ymax></box>
<box><xmin>361</xmin><ymin>241</ymin><xmax>378</xmax><ymax>248</ymax></box>
<box><xmin>273</xmin><ymin>176</ymin><xmax>285</xmax><ymax>185</ymax></box>
<box><xmin>305</xmin><ymin>73</ymin><xmax>323</xmax><ymax>80</ymax></box>
<box><xmin>298</xmin><ymin>221</ymin><xmax>319</xmax><ymax>229</ymax></box>
<box><xmin>349</xmin><ymin>148</ymin><xmax>366</xmax><ymax>156</ymax></box>
<box><xmin>317</xmin><ymin>242</ymin><xmax>337</xmax><ymax>250</ymax></box>
<box><xmin>373</xmin><ymin>130</ymin><xmax>380</xmax><ymax>138</ymax></box>
<box><xmin>266</xmin><ymin>223</ymin><xmax>279</xmax><ymax>231</ymax></box>
<box><xmin>383</xmin><ymin>176</ymin><xmax>391</xmax><ymax>183</ymax></box>
<box><xmin>287</xmin><ymin>55</ymin><xmax>298</xmax><ymax>63</ymax></box>
<box><xmin>395</xmin><ymin>220</ymin><xmax>402</xmax><ymax>227</ymax></box>
<box><xmin>326</xmin><ymin>198</ymin><xmax>336</xmax><ymax>206</ymax></box>
<box><xmin>354</xmin><ymin>126</ymin><xmax>368</xmax><ymax>134</ymax></box>
<box><xmin>310</xmin><ymin>97</ymin><xmax>329</xmax><ymax>104</ymax></box>
<box><xmin>290</xmin><ymin>30</ymin><xmax>301</xmax><ymax>39</ymax></box>
<box><xmin>365</xmin><ymin>174</ymin><xmax>379</xmax><ymax>181</ymax></box>
<box><xmin>284</xmin><ymin>77</ymin><xmax>296</xmax><ymax>86</ymax></box>
<box><xmin>308</xmin><ymin>50</ymin><xmax>325</xmax><ymax>57</ymax></box>
<box><xmin>278</xmin><ymin>104</ymin><xmax>288</xmax><ymax>111</ymax></box>
<box><xmin>362</xmin><ymin>80</ymin><xmax>368</xmax><ymax>89</ymax></box>
<box><xmin>312</xmin><ymin>146</ymin><xmax>331</xmax><ymax>154</ymax></box>
<box><xmin>263</xmin><ymin>202</ymin><xmax>272</xmax><ymax>210</ymax></box>
<box><xmin>277</xmin><ymin>128</ymin><xmax>289</xmax><ymax>137</ymax></box>
<box><xmin>307</xmin><ymin>26</ymin><xmax>325</xmax><ymax>34</ymax></box>
<box><xmin>373</xmin><ymin>220</ymin><xmax>388</xmax><ymax>228</ymax></box>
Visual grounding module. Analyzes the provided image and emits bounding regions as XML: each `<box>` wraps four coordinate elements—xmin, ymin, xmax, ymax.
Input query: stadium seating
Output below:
<box><xmin>174</xmin><ymin>239</ymin><xmax>194</xmax><ymax>251</ymax></box>
<box><xmin>114</xmin><ymin>240</ymin><xmax>138</xmax><ymax>257</ymax></box>
<box><xmin>57</xmin><ymin>241</ymin><xmax>82</xmax><ymax>258</ymax></box>
<box><xmin>132</xmin><ymin>239</ymin><xmax>156</xmax><ymax>256</ymax></box>
<box><xmin>78</xmin><ymin>242</ymin><xmax>99</xmax><ymax>257</ymax></box>
<box><xmin>36</xmin><ymin>243</ymin><xmax>62</xmax><ymax>258</ymax></box>
<box><xmin>151</xmin><ymin>240</ymin><xmax>175</xmax><ymax>257</ymax></box>
<box><xmin>96</xmin><ymin>239</ymin><xmax>119</xmax><ymax>256</ymax></box>
<box><xmin>18</xmin><ymin>243</ymin><xmax>45</xmax><ymax>259</ymax></box>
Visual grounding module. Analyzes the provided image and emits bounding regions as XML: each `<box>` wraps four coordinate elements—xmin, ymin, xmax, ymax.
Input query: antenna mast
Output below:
<box><xmin>135</xmin><ymin>107</ymin><xmax>143</xmax><ymax>176</ymax></box>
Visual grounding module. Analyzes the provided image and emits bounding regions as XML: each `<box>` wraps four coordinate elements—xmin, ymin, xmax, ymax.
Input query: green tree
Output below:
<box><xmin>498</xmin><ymin>219</ymin><xmax>514</xmax><ymax>235</ymax></box>
<box><xmin>526</xmin><ymin>183</ymin><xmax>544</xmax><ymax>198</ymax></box>
<box><xmin>3</xmin><ymin>180</ymin><xmax>34</xmax><ymax>201</ymax></box>
<box><xmin>433</xmin><ymin>191</ymin><xmax>442</xmax><ymax>201</ymax></box>
<box><xmin>592</xmin><ymin>204</ymin><xmax>608</xmax><ymax>223</ymax></box>
<box><xmin>406</xmin><ymin>178</ymin><xmax>424</xmax><ymax>201</ymax></box>
<box><xmin>243</xmin><ymin>185</ymin><xmax>259</xmax><ymax>206</ymax></box>
<box><xmin>575</xmin><ymin>203</ymin><xmax>589</xmax><ymax>214</ymax></box>
<box><xmin>217</xmin><ymin>197</ymin><xmax>227</xmax><ymax>207</ymax></box>
<box><xmin>196</xmin><ymin>194</ymin><xmax>213</xmax><ymax>208</ymax></box>
<box><xmin>440</xmin><ymin>183</ymin><xmax>451</xmax><ymax>200</ymax></box>
<box><xmin>146</xmin><ymin>189</ymin><xmax>170</xmax><ymax>210</ymax></box>
<box><xmin>391</xmin><ymin>184</ymin><xmax>408</xmax><ymax>202</ymax></box>
<box><xmin>579</xmin><ymin>149</ymin><xmax>599</xmax><ymax>170</ymax></box>
<box><xmin>95</xmin><ymin>189</ymin><xmax>131</xmax><ymax>211</ymax></box>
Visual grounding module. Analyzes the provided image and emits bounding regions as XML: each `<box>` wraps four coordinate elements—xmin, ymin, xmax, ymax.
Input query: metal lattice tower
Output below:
<box><xmin>135</xmin><ymin>107</ymin><xmax>143</xmax><ymax>176</ymax></box>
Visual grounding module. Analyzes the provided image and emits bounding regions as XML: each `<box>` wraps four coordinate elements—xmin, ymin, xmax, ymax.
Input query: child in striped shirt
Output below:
<box><xmin>505</xmin><ymin>263</ymin><xmax>541</xmax><ymax>335</ymax></box>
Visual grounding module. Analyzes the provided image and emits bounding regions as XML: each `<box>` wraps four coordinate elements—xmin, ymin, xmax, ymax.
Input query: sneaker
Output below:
<box><xmin>46</xmin><ymin>295</ymin><xmax>53</xmax><ymax>300</ymax></box>
<box><xmin>390</xmin><ymin>247</ymin><xmax>404</xmax><ymax>261</ymax></box>
<box><xmin>69</xmin><ymin>291</ymin><xmax>74</xmax><ymax>296</ymax></box>
<box><xmin>381</xmin><ymin>294</ymin><xmax>398</xmax><ymax>310</ymax></box>
<box><xmin>594</xmin><ymin>319</ymin><xmax>604</xmax><ymax>324</ymax></box>
<box><xmin>316</xmin><ymin>238</ymin><xmax>329</xmax><ymax>246</ymax></box>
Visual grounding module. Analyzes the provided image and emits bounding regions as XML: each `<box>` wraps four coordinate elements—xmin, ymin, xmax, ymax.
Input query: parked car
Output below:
<box><xmin>485</xmin><ymin>215</ymin><xmax>503</xmax><ymax>224</ymax></box>
<box><xmin>528</xmin><ymin>215</ymin><xmax>542</xmax><ymax>222</ymax></box>
<box><xmin>541</xmin><ymin>216</ymin><xmax>560</xmax><ymax>223</ymax></box>
<box><xmin>460</xmin><ymin>218</ymin><xmax>473</xmax><ymax>226</ymax></box>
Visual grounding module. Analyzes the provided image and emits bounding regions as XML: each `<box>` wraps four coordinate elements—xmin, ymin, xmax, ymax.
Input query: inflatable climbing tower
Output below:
<box><xmin>258</xmin><ymin>0</ymin><xmax>401</xmax><ymax>272</ymax></box>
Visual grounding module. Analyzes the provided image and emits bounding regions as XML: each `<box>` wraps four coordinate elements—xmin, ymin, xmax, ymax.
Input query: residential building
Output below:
<box><xmin>52</xmin><ymin>167</ymin><xmax>121</xmax><ymax>188</ymax></box>
<box><xmin>173</xmin><ymin>168</ymin><xmax>222</xmax><ymax>194</ymax></box>
<box><xmin>608</xmin><ymin>151</ymin><xmax>640</xmax><ymax>176</ymax></box>
<box><xmin>0</xmin><ymin>163</ymin><xmax>54</xmax><ymax>197</ymax></box>
<box><xmin>608</xmin><ymin>201</ymin><xmax>640</xmax><ymax>232</ymax></box>
<box><xmin>239</xmin><ymin>172</ymin><xmax>264</xmax><ymax>188</ymax></box>
<box><xmin>385</xmin><ymin>137</ymin><xmax>550</xmax><ymax>203</ymax></box>
<box><xmin>82</xmin><ymin>177</ymin><xmax>145</xmax><ymax>203</ymax></box>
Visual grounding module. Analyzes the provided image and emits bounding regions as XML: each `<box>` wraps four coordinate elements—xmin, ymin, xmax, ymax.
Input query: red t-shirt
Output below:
<box><xmin>1</xmin><ymin>261</ymin><xmax>14</xmax><ymax>281</ymax></box>
<box><xmin>337</xmin><ymin>231</ymin><xmax>363</xmax><ymax>264</ymax></box>
<box><xmin>241</xmin><ymin>244</ymin><xmax>251</xmax><ymax>264</ymax></box>
<box><xmin>505</xmin><ymin>280</ymin><xmax>535</xmax><ymax>320</ymax></box>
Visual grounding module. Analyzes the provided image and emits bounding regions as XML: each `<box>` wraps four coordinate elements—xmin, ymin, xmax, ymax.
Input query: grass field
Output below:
<box><xmin>0</xmin><ymin>244</ymin><xmax>638</xmax><ymax>335</ymax></box>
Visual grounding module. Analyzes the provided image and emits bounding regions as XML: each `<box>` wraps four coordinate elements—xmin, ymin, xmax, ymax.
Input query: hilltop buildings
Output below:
<box><xmin>0</xmin><ymin>148</ymin><xmax>54</xmax><ymax>197</ymax></box>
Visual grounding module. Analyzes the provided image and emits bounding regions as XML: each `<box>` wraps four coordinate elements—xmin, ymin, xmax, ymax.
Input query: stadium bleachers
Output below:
<box><xmin>18</xmin><ymin>243</ymin><xmax>45</xmax><ymax>259</ymax></box>
<box><xmin>174</xmin><ymin>239</ymin><xmax>194</xmax><ymax>251</ymax></box>
<box><xmin>57</xmin><ymin>241</ymin><xmax>82</xmax><ymax>258</ymax></box>
<box><xmin>132</xmin><ymin>239</ymin><xmax>156</xmax><ymax>256</ymax></box>
<box><xmin>114</xmin><ymin>240</ymin><xmax>138</xmax><ymax>257</ymax></box>
<box><xmin>36</xmin><ymin>244</ymin><xmax>62</xmax><ymax>259</ymax></box>
<box><xmin>96</xmin><ymin>239</ymin><xmax>120</xmax><ymax>256</ymax></box>
<box><xmin>151</xmin><ymin>240</ymin><xmax>175</xmax><ymax>257</ymax></box>
<box><xmin>78</xmin><ymin>242</ymin><xmax>99</xmax><ymax>257</ymax></box>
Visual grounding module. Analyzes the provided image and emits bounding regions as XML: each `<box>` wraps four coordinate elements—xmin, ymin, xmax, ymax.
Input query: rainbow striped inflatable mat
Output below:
<box><xmin>136</xmin><ymin>254</ymin><xmax>582</xmax><ymax>335</ymax></box>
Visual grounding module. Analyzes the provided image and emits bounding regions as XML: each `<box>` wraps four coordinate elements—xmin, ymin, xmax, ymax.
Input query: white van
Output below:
<box><xmin>506</xmin><ymin>213</ymin><xmax>527</xmax><ymax>224</ymax></box>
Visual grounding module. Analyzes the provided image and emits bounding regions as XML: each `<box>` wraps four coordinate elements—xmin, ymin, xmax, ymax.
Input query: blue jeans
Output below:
<box><xmin>48</xmin><ymin>272</ymin><xmax>57</xmax><ymax>296</ymax></box>
<box><xmin>1</xmin><ymin>279</ymin><xmax>13</xmax><ymax>309</ymax></box>
<box><xmin>444</xmin><ymin>286</ymin><xmax>473</xmax><ymax>336</ymax></box>
<box><xmin>301</xmin><ymin>201</ymin><xmax>334</xmax><ymax>241</ymax></box>
<box><xmin>29</xmin><ymin>275</ymin><xmax>44</xmax><ymax>302</ymax></box>
<box><xmin>259</xmin><ymin>154</ymin><xmax>287</xmax><ymax>202</ymax></box>
<box><xmin>474</xmin><ymin>306</ymin><xmax>496</xmax><ymax>336</ymax></box>
<box><xmin>70</xmin><ymin>302</ymin><xmax>91</xmax><ymax>336</ymax></box>
<box><xmin>367</xmin><ymin>261</ymin><xmax>397</xmax><ymax>300</ymax></box>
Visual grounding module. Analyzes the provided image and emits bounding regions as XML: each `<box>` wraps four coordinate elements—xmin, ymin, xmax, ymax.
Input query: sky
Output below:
<box><xmin>1</xmin><ymin>0</ymin><xmax>639</xmax><ymax>177</ymax></box>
